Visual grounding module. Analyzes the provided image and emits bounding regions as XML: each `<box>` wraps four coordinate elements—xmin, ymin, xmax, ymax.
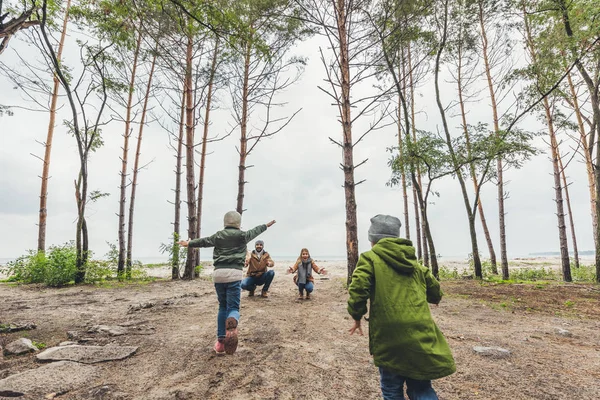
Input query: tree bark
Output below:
<box><xmin>556</xmin><ymin>0</ymin><xmax>599</xmax><ymax>281</ymax></box>
<box><xmin>126</xmin><ymin>51</ymin><xmax>158</xmax><ymax>278</ymax></box>
<box><xmin>196</xmin><ymin>37</ymin><xmax>219</xmax><ymax>268</ymax></box>
<box><xmin>38</xmin><ymin>0</ymin><xmax>71</xmax><ymax>253</ymax></box>
<box><xmin>236</xmin><ymin>39</ymin><xmax>252</xmax><ymax>215</ymax></box>
<box><xmin>117</xmin><ymin>31</ymin><xmax>142</xmax><ymax>278</ymax></box>
<box><xmin>183</xmin><ymin>31</ymin><xmax>198</xmax><ymax>280</ymax></box>
<box><xmin>172</xmin><ymin>88</ymin><xmax>186</xmax><ymax>280</ymax></box>
<box><xmin>457</xmin><ymin>49</ymin><xmax>497</xmax><ymax>274</ymax></box>
<box><xmin>407</xmin><ymin>43</ymin><xmax>422</xmax><ymax>260</ymax></box>
<box><xmin>398</xmin><ymin>59</ymin><xmax>410</xmax><ymax>239</ymax></box>
<box><xmin>435</xmin><ymin>0</ymin><xmax>483</xmax><ymax>278</ymax></box>
<box><xmin>333</xmin><ymin>1</ymin><xmax>360</xmax><ymax>285</ymax></box>
<box><xmin>558</xmin><ymin>152</ymin><xmax>579</xmax><ymax>268</ymax></box>
<box><xmin>566</xmin><ymin>72</ymin><xmax>596</xmax><ymax>246</ymax></box>
<box><xmin>478</xmin><ymin>0</ymin><xmax>508</xmax><ymax>278</ymax></box>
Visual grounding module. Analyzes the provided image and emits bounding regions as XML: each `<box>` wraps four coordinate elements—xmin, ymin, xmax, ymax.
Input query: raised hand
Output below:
<box><xmin>178</xmin><ymin>240</ymin><xmax>190</xmax><ymax>247</ymax></box>
<box><xmin>266</xmin><ymin>220</ymin><xmax>276</xmax><ymax>228</ymax></box>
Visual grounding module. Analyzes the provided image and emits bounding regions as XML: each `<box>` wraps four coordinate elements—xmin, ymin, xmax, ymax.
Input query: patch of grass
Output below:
<box><xmin>509</xmin><ymin>267</ymin><xmax>558</xmax><ymax>281</ymax></box>
<box><xmin>32</xmin><ymin>341</ymin><xmax>46</xmax><ymax>350</ymax></box>
<box><xmin>564</xmin><ymin>300</ymin><xmax>574</xmax><ymax>308</ymax></box>
<box><xmin>571</xmin><ymin>265</ymin><xmax>596</xmax><ymax>282</ymax></box>
<box><xmin>144</xmin><ymin>263</ymin><xmax>168</xmax><ymax>269</ymax></box>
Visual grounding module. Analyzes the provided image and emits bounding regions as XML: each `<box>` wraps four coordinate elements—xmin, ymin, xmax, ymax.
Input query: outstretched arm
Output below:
<box><xmin>179</xmin><ymin>233</ymin><xmax>216</xmax><ymax>248</ymax></box>
<box><xmin>425</xmin><ymin>268</ymin><xmax>443</xmax><ymax>305</ymax></box>
<box><xmin>244</xmin><ymin>220</ymin><xmax>275</xmax><ymax>243</ymax></box>
<box><xmin>347</xmin><ymin>254</ymin><xmax>374</xmax><ymax>322</ymax></box>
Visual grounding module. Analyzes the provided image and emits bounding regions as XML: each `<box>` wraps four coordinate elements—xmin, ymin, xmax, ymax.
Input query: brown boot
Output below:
<box><xmin>305</xmin><ymin>293</ymin><xmax>311</xmax><ymax>300</ymax></box>
<box><xmin>260</xmin><ymin>290</ymin><xmax>269</xmax><ymax>298</ymax></box>
<box><xmin>248</xmin><ymin>289</ymin><xmax>255</xmax><ymax>297</ymax></box>
<box><xmin>297</xmin><ymin>293</ymin><xmax>304</xmax><ymax>300</ymax></box>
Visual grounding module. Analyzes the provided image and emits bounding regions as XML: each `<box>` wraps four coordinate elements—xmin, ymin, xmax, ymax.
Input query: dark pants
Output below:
<box><xmin>379</xmin><ymin>367</ymin><xmax>438</xmax><ymax>400</ymax></box>
<box><xmin>241</xmin><ymin>269</ymin><xmax>275</xmax><ymax>292</ymax></box>
<box><xmin>297</xmin><ymin>281</ymin><xmax>314</xmax><ymax>294</ymax></box>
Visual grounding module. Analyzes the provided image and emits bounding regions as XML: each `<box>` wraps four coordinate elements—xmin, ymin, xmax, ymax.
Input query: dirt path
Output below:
<box><xmin>1</xmin><ymin>264</ymin><xmax>599</xmax><ymax>399</ymax></box>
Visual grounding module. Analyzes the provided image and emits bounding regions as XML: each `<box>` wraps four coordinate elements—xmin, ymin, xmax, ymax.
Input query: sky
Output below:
<box><xmin>0</xmin><ymin>30</ymin><xmax>596</xmax><ymax>263</ymax></box>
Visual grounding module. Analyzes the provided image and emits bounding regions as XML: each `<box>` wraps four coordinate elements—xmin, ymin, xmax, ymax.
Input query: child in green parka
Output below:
<box><xmin>347</xmin><ymin>214</ymin><xmax>455</xmax><ymax>400</ymax></box>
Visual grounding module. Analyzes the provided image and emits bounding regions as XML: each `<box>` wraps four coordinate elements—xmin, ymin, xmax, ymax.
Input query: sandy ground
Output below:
<box><xmin>0</xmin><ymin>260</ymin><xmax>599</xmax><ymax>399</ymax></box>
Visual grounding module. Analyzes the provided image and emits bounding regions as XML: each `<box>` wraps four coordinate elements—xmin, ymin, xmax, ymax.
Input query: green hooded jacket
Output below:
<box><xmin>347</xmin><ymin>237</ymin><xmax>456</xmax><ymax>380</ymax></box>
<box><xmin>188</xmin><ymin>225</ymin><xmax>267</xmax><ymax>270</ymax></box>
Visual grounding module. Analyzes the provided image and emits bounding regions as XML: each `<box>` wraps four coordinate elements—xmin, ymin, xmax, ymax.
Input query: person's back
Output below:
<box><xmin>348</xmin><ymin>214</ymin><xmax>455</xmax><ymax>400</ymax></box>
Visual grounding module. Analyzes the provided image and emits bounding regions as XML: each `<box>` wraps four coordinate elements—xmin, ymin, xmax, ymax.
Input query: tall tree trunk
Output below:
<box><xmin>236</xmin><ymin>39</ymin><xmax>252</xmax><ymax>215</ymax></box>
<box><xmin>566</xmin><ymin>71</ymin><xmax>597</xmax><ymax>251</ymax></box>
<box><xmin>398</xmin><ymin>57</ymin><xmax>410</xmax><ymax>239</ymax></box>
<box><xmin>196</xmin><ymin>37</ymin><xmax>220</xmax><ymax>267</ymax></box>
<box><xmin>545</xmin><ymin>103</ymin><xmax>572</xmax><ymax>281</ymax></box>
<box><xmin>126</xmin><ymin>51</ymin><xmax>158</xmax><ymax>278</ymax></box>
<box><xmin>397</xmin><ymin>105</ymin><xmax>410</xmax><ymax>239</ymax></box>
<box><xmin>407</xmin><ymin>43</ymin><xmax>422</xmax><ymax>261</ymax></box>
<box><xmin>117</xmin><ymin>31</ymin><xmax>142</xmax><ymax>278</ymax></box>
<box><xmin>435</xmin><ymin>0</ymin><xmax>483</xmax><ymax>278</ymax></box>
<box><xmin>456</xmin><ymin>35</ymin><xmax>497</xmax><ymax>275</ymax></box>
<box><xmin>38</xmin><ymin>0</ymin><xmax>71</xmax><ymax>253</ymax></box>
<box><xmin>558</xmin><ymin>152</ymin><xmax>579</xmax><ymax>268</ymax></box>
<box><xmin>172</xmin><ymin>88</ymin><xmax>186</xmax><ymax>280</ymax></box>
<box><xmin>522</xmin><ymin>5</ymin><xmax>571</xmax><ymax>280</ymax></box>
<box><xmin>183</xmin><ymin>32</ymin><xmax>198</xmax><ymax>280</ymax></box>
<box><xmin>556</xmin><ymin>0</ymin><xmax>600</xmax><ymax>282</ymax></box>
<box><xmin>75</xmin><ymin>165</ymin><xmax>89</xmax><ymax>283</ymax></box>
<box><xmin>478</xmin><ymin>0</ymin><xmax>508</xmax><ymax>278</ymax></box>
<box><xmin>334</xmin><ymin>2</ymin><xmax>360</xmax><ymax>285</ymax></box>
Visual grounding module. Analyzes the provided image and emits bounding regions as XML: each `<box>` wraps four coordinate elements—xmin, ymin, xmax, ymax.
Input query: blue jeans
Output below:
<box><xmin>214</xmin><ymin>280</ymin><xmax>241</xmax><ymax>339</ymax></box>
<box><xmin>241</xmin><ymin>270</ymin><xmax>275</xmax><ymax>292</ymax></box>
<box><xmin>379</xmin><ymin>367</ymin><xmax>438</xmax><ymax>400</ymax></box>
<box><xmin>297</xmin><ymin>281</ymin><xmax>314</xmax><ymax>294</ymax></box>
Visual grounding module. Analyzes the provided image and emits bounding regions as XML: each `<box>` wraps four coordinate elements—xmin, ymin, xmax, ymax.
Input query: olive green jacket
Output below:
<box><xmin>348</xmin><ymin>237</ymin><xmax>456</xmax><ymax>380</ymax></box>
<box><xmin>188</xmin><ymin>225</ymin><xmax>267</xmax><ymax>270</ymax></box>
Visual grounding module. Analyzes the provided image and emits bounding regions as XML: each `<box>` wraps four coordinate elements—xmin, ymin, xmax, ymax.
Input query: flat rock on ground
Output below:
<box><xmin>36</xmin><ymin>345</ymin><xmax>138</xmax><ymax>364</ymax></box>
<box><xmin>3</xmin><ymin>338</ymin><xmax>37</xmax><ymax>356</ymax></box>
<box><xmin>0</xmin><ymin>361</ymin><xmax>95</xmax><ymax>398</ymax></box>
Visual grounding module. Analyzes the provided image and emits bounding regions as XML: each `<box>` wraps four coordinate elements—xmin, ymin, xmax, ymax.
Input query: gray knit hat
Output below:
<box><xmin>223</xmin><ymin>210</ymin><xmax>242</xmax><ymax>228</ymax></box>
<box><xmin>255</xmin><ymin>240</ymin><xmax>264</xmax><ymax>246</ymax></box>
<box><xmin>368</xmin><ymin>214</ymin><xmax>401</xmax><ymax>244</ymax></box>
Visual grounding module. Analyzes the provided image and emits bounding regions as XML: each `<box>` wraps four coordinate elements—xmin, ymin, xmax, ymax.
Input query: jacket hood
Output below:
<box><xmin>371</xmin><ymin>237</ymin><xmax>416</xmax><ymax>274</ymax></box>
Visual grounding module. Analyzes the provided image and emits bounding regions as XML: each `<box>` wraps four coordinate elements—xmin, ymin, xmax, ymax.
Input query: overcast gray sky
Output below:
<box><xmin>0</xmin><ymin>33</ymin><xmax>595</xmax><ymax>262</ymax></box>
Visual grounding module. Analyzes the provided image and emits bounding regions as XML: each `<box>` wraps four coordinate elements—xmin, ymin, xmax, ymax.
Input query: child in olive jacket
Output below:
<box><xmin>179</xmin><ymin>211</ymin><xmax>275</xmax><ymax>355</ymax></box>
<box><xmin>348</xmin><ymin>214</ymin><xmax>455</xmax><ymax>400</ymax></box>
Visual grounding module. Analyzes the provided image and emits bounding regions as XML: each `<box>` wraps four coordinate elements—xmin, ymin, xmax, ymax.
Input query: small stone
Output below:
<box><xmin>59</xmin><ymin>341</ymin><xmax>78</xmax><ymax>346</ymax></box>
<box><xmin>3</xmin><ymin>338</ymin><xmax>38</xmax><ymax>356</ymax></box>
<box><xmin>555</xmin><ymin>328</ymin><xmax>572</xmax><ymax>337</ymax></box>
<box><xmin>472</xmin><ymin>346</ymin><xmax>511</xmax><ymax>358</ymax></box>
<box><xmin>36</xmin><ymin>345</ymin><xmax>138</xmax><ymax>364</ymax></box>
<box><xmin>88</xmin><ymin>325</ymin><xmax>128</xmax><ymax>336</ymax></box>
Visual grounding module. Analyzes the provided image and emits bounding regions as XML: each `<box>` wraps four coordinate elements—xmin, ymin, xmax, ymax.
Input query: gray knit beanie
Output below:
<box><xmin>368</xmin><ymin>214</ymin><xmax>401</xmax><ymax>244</ymax></box>
<box><xmin>223</xmin><ymin>210</ymin><xmax>242</xmax><ymax>228</ymax></box>
<box><xmin>255</xmin><ymin>240</ymin><xmax>264</xmax><ymax>246</ymax></box>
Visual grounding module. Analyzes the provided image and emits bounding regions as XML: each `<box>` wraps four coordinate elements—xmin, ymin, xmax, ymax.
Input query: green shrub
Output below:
<box><xmin>509</xmin><ymin>267</ymin><xmax>557</xmax><ymax>281</ymax></box>
<box><xmin>85</xmin><ymin>259</ymin><xmax>115</xmax><ymax>283</ymax></box>
<box><xmin>2</xmin><ymin>251</ymin><xmax>48</xmax><ymax>283</ymax></box>
<box><xmin>44</xmin><ymin>243</ymin><xmax>77</xmax><ymax>287</ymax></box>
<box><xmin>571</xmin><ymin>264</ymin><xmax>596</xmax><ymax>282</ymax></box>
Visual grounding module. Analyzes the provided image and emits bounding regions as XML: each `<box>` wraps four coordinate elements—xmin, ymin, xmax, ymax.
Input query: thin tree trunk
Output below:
<box><xmin>522</xmin><ymin>7</ymin><xmax>571</xmax><ymax>280</ymax></box>
<box><xmin>183</xmin><ymin>32</ymin><xmax>198</xmax><ymax>280</ymax></box>
<box><xmin>117</xmin><ymin>31</ymin><xmax>142</xmax><ymax>278</ymax></box>
<box><xmin>196</xmin><ymin>37</ymin><xmax>220</xmax><ymax>268</ymax></box>
<box><xmin>478</xmin><ymin>0</ymin><xmax>508</xmax><ymax>278</ymax></box>
<box><xmin>407</xmin><ymin>44</ymin><xmax>422</xmax><ymax>261</ymax></box>
<box><xmin>545</xmin><ymin>103</ymin><xmax>572</xmax><ymax>281</ymax></box>
<box><xmin>435</xmin><ymin>0</ymin><xmax>483</xmax><ymax>278</ymax></box>
<box><xmin>566</xmin><ymin>72</ymin><xmax>597</xmax><ymax>249</ymax></box>
<box><xmin>333</xmin><ymin>2</ymin><xmax>360</xmax><ymax>285</ymax></box>
<box><xmin>556</xmin><ymin>0</ymin><xmax>600</xmax><ymax>282</ymax></box>
<box><xmin>38</xmin><ymin>0</ymin><xmax>71</xmax><ymax>253</ymax></box>
<box><xmin>126</xmin><ymin>51</ymin><xmax>158</xmax><ymax>278</ymax></box>
<box><xmin>456</xmin><ymin>36</ymin><xmax>497</xmax><ymax>275</ymax></box>
<box><xmin>398</xmin><ymin>56</ymin><xmax>410</xmax><ymax>239</ymax></box>
<box><xmin>236</xmin><ymin>39</ymin><xmax>252</xmax><ymax>215</ymax></box>
<box><xmin>558</xmin><ymin>152</ymin><xmax>579</xmax><ymax>268</ymax></box>
<box><xmin>172</xmin><ymin>88</ymin><xmax>186</xmax><ymax>280</ymax></box>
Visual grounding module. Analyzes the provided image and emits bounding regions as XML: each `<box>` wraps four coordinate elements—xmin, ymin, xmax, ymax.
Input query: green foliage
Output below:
<box><xmin>509</xmin><ymin>267</ymin><xmax>558</xmax><ymax>281</ymax></box>
<box><xmin>2</xmin><ymin>251</ymin><xmax>48</xmax><ymax>284</ymax></box>
<box><xmin>571</xmin><ymin>264</ymin><xmax>596</xmax><ymax>282</ymax></box>
<box><xmin>32</xmin><ymin>341</ymin><xmax>47</xmax><ymax>350</ymax></box>
<box><xmin>44</xmin><ymin>243</ymin><xmax>78</xmax><ymax>287</ymax></box>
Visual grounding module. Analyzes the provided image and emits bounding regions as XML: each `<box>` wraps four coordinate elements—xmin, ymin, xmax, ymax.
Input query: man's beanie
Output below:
<box><xmin>368</xmin><ymin>214</ymin><xmax>401</xmax><ymax>244</ymax></box>
<box><xmin>255</xmin><ymin>240</ymin><xmax>264</xmax><ymax>246</ymax></box>
<box><xmin>224</xmin><ymin>210</ymin><xmax>242</xmax><ymax>228</ymax></box>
